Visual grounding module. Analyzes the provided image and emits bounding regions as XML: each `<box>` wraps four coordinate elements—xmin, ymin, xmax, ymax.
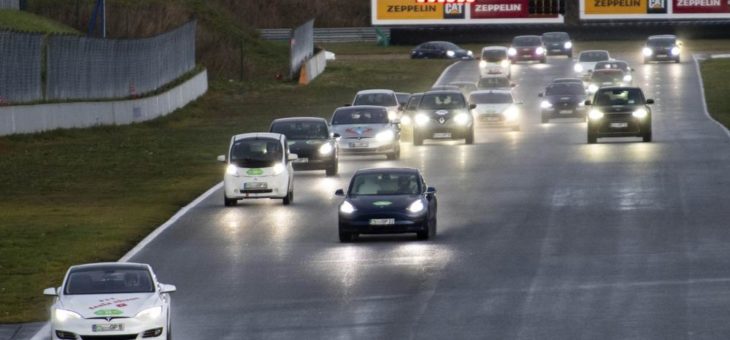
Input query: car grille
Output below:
<box><xmin>80</xmin><ymin>335</ymin><xmax>138</xmax><ymax>340</ymax></box>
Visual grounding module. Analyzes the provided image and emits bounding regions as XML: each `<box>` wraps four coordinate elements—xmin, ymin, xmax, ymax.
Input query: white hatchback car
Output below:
<box><xmin>218</xmin><ymin>132</ymin><xmax>297</xmax><ymax>206</ymax></box>
<box><xmin>479</xmin><ymin>46</ymin><xmax>511</xmax><ymax>78</ymax></box>
<box><xmin>330</xmin><ymin>106</ymin><xmax>401</xmax><ymax>160</ymax></box>
<box><xmin>44</xmin><ymin>263</ymin><xmax>176</xmax><ymax>340</ymax></box>
<box><xmin>469</xmin><ymin>90</ymin><xmax>521</xmax><ymax>131</ymax></box>
<box><xmin>352</xmin><ymin>89</ymin><xmax>401</xmax><ymax>120</ymax></box>
<box><xmin>574</xmin><ymin>50</ymin><xmax>612</xmax><ymax>80</ymax></box>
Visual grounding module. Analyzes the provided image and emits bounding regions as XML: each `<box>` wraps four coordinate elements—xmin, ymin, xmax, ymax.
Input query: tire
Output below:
<box><xmin>642</xmin><ymin>130</ymin><xmax>652</xmax><ymax>142</ymax></box>
<box><xmin>540</xmin><ymin>57</ymin><xmax>547</xmax><ymax>64</ymax></box>
<box><xmin>587</xmin><ymin>131</ymin><xmax>597</xmax><ymax>144</ymax></box>
<box><xmin>541</xmin><ymin>114</ymin><xmax>549</xmax><ymax>124</ymax></box>
<box><xmin>413</xmin><ymin>129</ymin><xmax>424</xmax><ymax>146</ymax></box>
<box><xmin>464</xmin><ymin>128</ymin><xmax>474</xmax><ymax>145</ymax></box>
<box><xmin>283</xmin><ymin>190</ymin><xmax>293</xmax><ymax>205</ymax></box>
<box><xmin>224</xmin><ymin>196</ymin><xmax>237</xmax><ymax>207</ymax></box>
<box><xmin>675</xmin><ymin>58</ymin><xmax>680</xmax><ymax>64</ymax></box>
<box><xmin>339</xmin><ymin>228</ymin><xmax>356</xmax><ymax>243</ymax></box>
<box><xmin>567</xmin><ymin>52</ymin><xmax>573</xmax><ymax>58</ymax></box>
<box><xmin>643</xmin><ymin>57</ymin><xmax>649</xmax><ymax>64</ymax></box>
<box><xmin>325</xmin><ymin>161</ymin><xmax>338</xmax><ymax>177</ymax></box>
<box><xmin>386</xmin><ymin>144</ymin><xmax>400</xmax><ymax>160</ymax></box>
<box><xmin>167</xmin><ymin>315</ymin><xmax>172</xmax><ymax>340</ymax></box>
<box><xmin>416</xmin><ymin>229</ymin><xmax>430</xmax><ymax>240</ymax></box>
<box><xmin>512</xmin><ymin>125</ymin><xmax>521</xmax><ymax>132</ymax></box>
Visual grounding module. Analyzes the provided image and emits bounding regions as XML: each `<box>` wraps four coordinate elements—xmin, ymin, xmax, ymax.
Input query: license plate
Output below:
<box><xmin>559</xmin><ymin>110</ymin><xmax>573</xmax><ymax>115</ymax></box>
<box><xmin>293</xmin><ymin>158</ymin><xmax>308</xmax><ymax>163</ymax></box>
<box><xmin>92</xmin><ymin>324</ymin><xmax>124</xmax><ymax>332</ymax></box>
<box><xmin>370</xmin><ymin>218</ymin><xmax>395</xmax><ymax>225</ymax></box>
<box><xmin>244</xmin><ymin>182</ymin><xmax>267</xmax><ymax>189</ymax></box>
<box><xmin>486</xmin><ymin>117</ymin><xmax>500</xmax><ymax>121</ymax></box>
<box><xmin>349</xmin><ymin>141</ymin><xmax>368</xmax><ymax>148</ymax></box>
<box><xmin>433</xmin><ymin>132</ymin><xmax>452</xmax><ymax>138</ymax></box>
<box><xmin>610</xmin><ymin>122</ymin><xmax>628</xmax><ymax>128</ymax></box>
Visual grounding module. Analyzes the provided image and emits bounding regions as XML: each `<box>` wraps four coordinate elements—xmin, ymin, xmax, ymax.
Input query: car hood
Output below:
<box><xmin>331</xmin><ymin>124</ymin><xmax>391</xmax><ymax>138</ymax></box>
<box><xmin>58</xmin><ymin>293</ymin><xmax>158</xmax><ymax>318</ymax></box>
<box><xmin>473</xmin><ymin>103</ymin><xmax>511</xmax><ymax>114</ymax></box>
<box><xmin>577</xmin><ymin>61</ymin><xmax>600</xmax><ymax>71</ymax></box>
<box><xmin>418</xmin><ymin>108</ymin><xmax>466</xmax><ymax>119</ymax></box>
<box><xmin>545</xmin><ymin>94</ymin><xmax>584</xmax><ymax>104</ymax></box>
<box><xmin>288</xmin><ymin>139</ymin><xmax>327</xmax><ymax>155</ymax></box>
<box><xmin>348</xmin><ymin>195</ymin><xmax>421</xmax><ymax>211</ymax></box>
<box><xmin>596</xmin><ymin>104</ymin><xmax>646</xmax><ymax>113</ymax></box>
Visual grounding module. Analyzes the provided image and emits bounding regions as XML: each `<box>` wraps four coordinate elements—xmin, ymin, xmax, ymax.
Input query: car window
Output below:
<box><xmin>271</xmin><ymin>121</ymin><xmax>329</xmax><ymax>140</ymax></box>
<box><xmin>595</xmin><ymin>89</ymin><xmax>645</xmax><ymax>106</ymax></box>
<box><xmin>230</xmin><ymin>138</ymin><xmax>283</xmax><ymax>168</ymax></box>
<box><xmin>332</xmin><ymin>109</ymin><xmax>388</xmax><ymax>125</ymax></box>
<box><xmin>591</xmin><ymin>71</ymin><xmax>623</xmax><ymax>83</ymax></box>
<box><xmin>579</xmin><ymin>51</ymin><xmax>609</xmax><ymax>62</ymax></box>
<box><xmin>542</xmin><ymin>32</ymin><xmax>568</xmax><ymax>42</ymax></box>
<box><xmin>419</xmin><ymin>93</ymin><xmax>466</xmax><ymax>110</ymax></box>
<box><xmin>513</xmin><ymin>37</ymin><xmax>541</xmax><ymax>46</ymax></box>
<box><xmin>546</xmin><ymin>84</ymin><xmax>585</xmax><ymax>96</ymax></box>
<box><xmin>65</xmin><ymin>267</ymin><xmax>155</xmax><ymax>295</ymax></box>
<box><xmin>353</xmin><ymin>93</ymin><xmax>397</xmax><ymax>107</ymax></box>
<box><xmin>406</xmin><ymin>95</ymin><xmax>422</xmax><ymax>111</ymax></box>
<box><xmin>395</xmin><ymin>94</ymin><xmax>410</xmax><ymax>105</ymax></box>
<box><xmin>478</xmin><ymin>77</ymin><xmax>510</xmax><ymax>88</ymax></box>
<box><xmin>469</xmin><ymin>92</ymin><xmax>513</xmax><ymax>104</ymax></box>
<box><xmin>350</xmin><ymin>173</ymin><xmax>421</xmax><ymax>196</ymax></box>
<box><xmin>595</xmin><ymin>61</ymin><xmax>629</xmax><ymax>71</ymax></box>
<box><xmin>648</xmin><ymin>38</ymin><xmax>675</xmax><ymax>47</ymax></box>
<box><xmin>482</xmin><ymin>49</ymin><xmax>507</xmax><ymax>62</ymax></box>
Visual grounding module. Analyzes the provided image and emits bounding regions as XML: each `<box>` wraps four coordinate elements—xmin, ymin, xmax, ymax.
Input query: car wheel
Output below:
<box><xmin>541</xmin><ymin>114</ymin><xmax>549</xmax><ymax>124</ymax></box>
<box><xmin>339</xmin><ymin>228</ymin><xmax>356</xmax><ymax>243</ymax></box>
<box><xmin>283</xmin><ymin>190</ymin><xmax>293</xmax><ymax>205</ymax></box>
<box><xmin>325</xmin><ymin>161</ymin><xmax>338</xmax><ymax>177</ymax></box>
<box><xmin>416</xmin><ymin>227</ymin><xmax>430</xmax><ymax>240</ymax></box>
<box><xmin>587</xmin><ymin>131</ymin><xmax>598</xmax><ymax>144</ymax></box>
<box><xmin>413</xmin><ymin>129</ymin><xmax>424</xmax><ymax>146</ymax></box>
<box><xmin>642</xmin><ymin>130</ymin><xmax>652</xmax><ymax>142</ymax></box>
<box><xmin>540</xmin><ymin>57</ymin><xmax>547</xmax><ymax>63</ymax></box>
<box><xmin>386</xmin><ymin>144</ymin><xmax>400</xmax><ymax>160</ymax></box>
<box><xmin>224</xmin><ymin>196</ymin><xmax>237</xmax><ymax>207</ymax></box>
<box><xmin>567</xmin><ymin>52</ymin><xmax>573</xmax><ymax>58</ymax></box>
<box><xmin>675</xmin><ymin>58</ymin><xmax>680</xmax><ymax>64</ymax></box>
<box><xmin>465</xmin><ymin>128</ymin><xmax>474</xmax><ymax>145</ymax></box>
<box><xmin>512</xmin><ymin>125</ymin><xmax>521</xmax><ymax>132</ymax></box>
<box><xmin>167</xmin><ymin>315</ymin><xmax>172</xmax><ymax>340</ymax></box>
<box><xmin>643</xmin><ymin>57</ymin><xmax>649</xmax><ymax>64</ymax></box>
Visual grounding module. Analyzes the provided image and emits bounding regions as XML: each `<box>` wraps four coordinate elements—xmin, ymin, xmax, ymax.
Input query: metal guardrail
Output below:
<box><xmin>258</xmin><ymin>27</ymin><xmax>390</xmax><ymax>43</ymax></box>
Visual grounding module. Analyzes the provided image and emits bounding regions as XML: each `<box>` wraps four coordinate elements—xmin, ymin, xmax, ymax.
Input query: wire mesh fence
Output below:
<box><xmin>0</xmin><ymin>0</ymin><xmax>19</xmax><ymax>9</ymax></box>
<box><xmin>0</xmin><ymin>31</ymin><xmax>43</xmax><ymax>103</ymax></box>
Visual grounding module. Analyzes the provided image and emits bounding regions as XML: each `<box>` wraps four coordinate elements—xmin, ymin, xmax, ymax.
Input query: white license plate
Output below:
<box><xmin>559</xmin><ymin>110</ymin><xmax>573</xmax><ymax>115</ymax></box>
<box><xmin>610</xmin><ymin>122</ymin><xmax>628</xmax><ymax>128</ymax></box>
<box><xmin>293</xmin><ymin>158</ymin><xmax>308</xmax><ymax>163</ymax></box>
<box><xmin>370</xmin><ymin>218</ymin><xmax>395</xmax><ymax>226</ymax></box>
<box><xmin>433</xmin><ymin>132</ymin><xmax>452</xmax><ymax>138</ymax></box>
<box><xmin>349</xmin><ymin>141</ymin><xmax>368</xmax><ymax>148</ymax></box>
<box><xmin>244</xmin><ymin>182</ymin><xmax>267</xmax><ymax>189</ymax></box>
<box><xmin>92</xmin><ymin>324</ymin><xmax>124</xmax><ymax>332</ymax></box>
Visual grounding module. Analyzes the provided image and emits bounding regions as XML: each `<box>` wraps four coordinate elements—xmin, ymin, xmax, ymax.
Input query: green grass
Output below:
<box><xmin>0</xmin><ymin>9</ymin><xmax>78</xmax><ymax>34</ymax></box>
<box><xmin>0</xmin><ymin>45</ymin><xmax>450</xmax><ymax>322</ymax></box>
<box><xmin>700</xmin><ymin>58</ymin><xmax>730</xmax><ymax>129</ymax></box>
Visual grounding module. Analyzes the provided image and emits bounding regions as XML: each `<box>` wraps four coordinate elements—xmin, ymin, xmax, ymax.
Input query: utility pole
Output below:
<box><xmin>102</xmin><ymin>0</ymin><xmax>106</xmax><ymax>38</ymax></box>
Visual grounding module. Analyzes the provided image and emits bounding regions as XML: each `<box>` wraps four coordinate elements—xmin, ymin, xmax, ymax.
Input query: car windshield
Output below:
<box><xmin>271</xmin><ymin>121</ymin><xmax>329</xmax><ymax>140</ymax></box>
<box><xmin>482</xmin><ymin>49</ymin><xmax>507</xmax><ymax>62</ymax></box>
<box><xmin>406</xmin><ymin>95</ymin><xmax>422</xmax><ymax>111</ymax></box>
<box><xmin>478</xmin><ymin>77</ymin><xmax>510</xmax><ymax>89</ymax></box>
<box><xmin>546</xmin><ymin>84</ymin><xmax>585</xmax><ymax>96</ymax></box>
<box><xmin>353</xmin><ymin>93</ymin><xmax>397</xmax><ymax>107</ymax></box>
<box><xmin>350</xmin><ymin>172</ymin><xmax>421</xmax><ymax>196</ymax></box>
<box><xmin>419</xmin><ymin>93</ymin><xmax>466</xmax><ymax>110</ymax></box>
<box><xmin>513</xmin><ymin>37</ymin><xmax>541</xmax><ymax>47</ymax></box>
<box><xmin>542</xmin><ymin>32</ymin><xmax>568</xmax><ymax>42</ymax></box>
<box><xmin>648</xmin><ymin>38</ymin><xmax>675</xmax><ymax>47</ymax></box>
<box><xmin>395</xmin><ymin>93</ymin><xmax>410</xmax><ymax>105</ymax></box>
<box><xmin>332</xmin><ymin>108</ymin><xmax>388</xmax><ymax>125</ymax></box>
<box><xmin>595</xmin><ymin>61</ymin><xmax>629</xmax><ymax>71</ymax></box>
<box><xmin>469</xmin><ymin>92</ymin><xmax>513</xmax><ymax>104</ymax></box>
<box><xmin>591</xmin><ymin>71</ymin><xmax>623</xmax><ymax>83</ymax></box>
<box><xmin>451</xmin><ymin>83</ymin><xmax>477</xmax><ymax>93</ymax></box>
<box><xmin>230</xmin><ymin>138</ymin><xmax>283</xmax><ymax>168</ymax></box>
<box><xmin>579</xmin><ymin>51</ymin><xmax>609</xmax><ymax>62</ymax></box>
<box><xmin>65</xmin><ymin>266</ymin><xmax>154</xmax><ymax>295</ymax></box>
<box><xmin>595</xmin><ymin>89</ymin><xmax>645</xmax><ymax>106</ymax></box>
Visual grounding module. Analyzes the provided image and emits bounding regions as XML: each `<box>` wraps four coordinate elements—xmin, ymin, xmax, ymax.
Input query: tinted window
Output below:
<box><xmin>542</xmin><ymin>32</ymin><xmax>569</xmax><ymax>42</ymax></box>
<box><xmin>469</xmin><ymin>92</ymin><xmax>513</xmax><ymax>104</ymax></box>
<box><xmin>546</xmin><ymin>84</ymin><xmax>585</xmax><ymax>96</ymax></box>
<box><xmin>648</xmin><ymin>38</ymin><xmax>675</xmax><ymax>47</ymax></box>
<box><xmin>230</xmin><ymin>138</ymin><xmax>283</xmax><ymax>168</ymax></box>
<box><xmin>395</xmin><ymin>93</ymin><xmax>410</xmax><ymax>105</ymax></box>
<box><xmin>513</xmin><ymin>36</ymin><xmax>541</xmax><ymax>47</ymax></box>
<box><xmin>332</xmin><ymin>109</ymin><xmax>388</xmax><ymax>125</ymax></box>
<box><xmin>350</xmin><ymin>172</ymin><xmax>421</xmax><ymax>196</ymax></box>
<box><xmin>482</xmin><ymin>49</ymin><xmax>507</xmax><ymax>62</ymax></box>
<box><xmin>271</xmin><ymin>121</ymin><xmax>329</xmax><ymax>140</ymax></box>
<box><xmin>406</xmin><ymin>95</ymin><xmax>423</xmax><ymax>111</ymax></box>
<box><xmin>419</xmin><ymin>93</ymin><xmax>466</xmax><ymax>110</ymax></box>
<box><xmin>595</xmin><ymin>89</ymin><xmax>645</xmax><ymax>106</ymax></box>
<box><xmin>579</xmin><ymin>51</ymin><xmax>610</xmax><ymax>62</ymax></box>
<box><xmin>65</xmin><ymin>266</ymin><xmax>154</xmax><ymax>295</ymax></box>
<box><xmin>591</xmin><ymin>71</ymin><xmax>623</xmax><ymax>83</ymax></box>
<box><xmin>478</xmin><ymin>77</ymin><xmax>510</xmax><ymax>89</ymax></box>
<box><xmin>353</xmin><ymin>93</ymin><xmax>397</xmax><ymax>107</ymax></box>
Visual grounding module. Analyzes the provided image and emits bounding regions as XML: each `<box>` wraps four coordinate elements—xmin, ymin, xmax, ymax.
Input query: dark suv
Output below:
<box><xmin>412</xmin><ymin>91</ymin><xmax>475</xmax><ymax>146</ymax></box>
<box><xmin>643</xmin><ymin>35</ymin><xmax>681</xmax><ymax>63</ymax></box>
<box><xmin>269</xmin><ymin>117</ymin><xmax>339</xmax><ymax>176</ymax></box>
<box><xmin>539</xmin><ymin>81</ymin><xmax>587</xmax><ymax>123</ymax></box>
<box><xmin>586</xmin><ymin>87</ymin><xmax>654</xmax><ymax>143</ymax></box>
<box><xmin>508</xmin><ymin>35</ymin><xmax>546</xmax><ymax>63</ymax></box>
<box><xmin>541</xmin><ymin>31</ymin><xmax>572</xmax><ymax>57</ymax></box>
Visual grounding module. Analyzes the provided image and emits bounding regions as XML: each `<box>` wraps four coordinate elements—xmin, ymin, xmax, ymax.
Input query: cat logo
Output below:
<box><xmin>443</xmin><ymin>3</ymin><xmax>465</xmax><ymax>19</ymax></box>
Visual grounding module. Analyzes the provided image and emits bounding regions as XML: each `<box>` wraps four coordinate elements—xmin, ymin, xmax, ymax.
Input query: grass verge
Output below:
<box><xmin>0</xmin><ymin>9</ymin><xmax>78</xmax><ymax>34</ymax></box>
<box><xmin>700</xmin><ymin>58</ymin><xmax>730</xmax><ymax>129</ymax></box>
<box><xmin>0</xmin><ymin>43</ymin><xmax>450</xmax><ymax>323</ymax></box>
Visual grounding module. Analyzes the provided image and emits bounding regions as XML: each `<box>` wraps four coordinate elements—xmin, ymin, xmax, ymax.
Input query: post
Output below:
<box><xmin>102</xmin><ymin>0</ymin><xmax>106</xmax><ymax>38</ymax></box>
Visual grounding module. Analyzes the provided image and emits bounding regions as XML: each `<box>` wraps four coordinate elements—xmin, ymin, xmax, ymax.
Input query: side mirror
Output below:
<box><xmin>332</xmin><ymin>132</ymin><xmax>341</xmax><ymax>138</ymax></box>
<box><xmin>335</xmin><ymin>189</ymin><xmax>345</xmax><ymax>197</ymax></box>
<box><xmin>217</xmin><ymin>155</ymin><xmax>226</xmax><ymax>163</ymax></box>
<box><xmin>289</xmin><ymin>153</ymin><xmax>298</xmax><ymax>161</ymax></box>
<box><xmin>426</xmin><ymin>187</ymin><xmax>437</xmax><ymax>194</ymax></box>
<box><xmin>584</xmin><ymin>100</ymin><xmax>592</xmax><ymax>106</ymax></box>
<box><xmin>538</xmin><ymin>92</ymin><xmax>544</xmax><ymax>97</ymax></box>
<box><xmin>469</xmin><ymin>104</ymin><xmax>477</xmax><ymax>110</ymax></box>
<box><xmin>160</xmin><ymin>284</ymin><xmax>177</xmax><ymax>294</ymax></box>
<box><xmin>43</xmin><ymin>287</ymin><xmax>58</xmax><ymax>296</ymax></box>
<box><xmin>646</xmin><ymin>99</ymin><xmax>655</xmax><ymax>104</ymax></box>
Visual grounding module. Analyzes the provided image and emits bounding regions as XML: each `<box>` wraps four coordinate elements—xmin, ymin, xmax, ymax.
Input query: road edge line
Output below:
<box><xmin>433</xmin><ymin>61</ymin><xmax>461</xmax><ymax>87</ymax></box>
<box><xmin>693</xmin><ymin>54</ymin><xmax>730</xmax><ymax>139</ymax></box>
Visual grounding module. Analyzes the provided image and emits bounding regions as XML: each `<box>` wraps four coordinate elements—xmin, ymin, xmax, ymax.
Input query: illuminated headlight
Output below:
<box><xmin>226</xmin><ymin>164</ymin><xmax>239</xmax><ymax>176</ymax></box>
<box><xmin>579</xmin><ymin>101</ymin><xmax>586</xmax><ymax>107</ymax></box>
<box><xmin>540</xmin><ymin>100</ymin><xmax>553</xmax><ymax>109</ymax></box>
<box><xmin>415</xmin><ymin>113</ymin><xmax>430</xmax><ymax>126</ymax></box>
<box><xmin>136</xmin><ymin>306</ymin><xmax>162</xmax><ymax>320</ymax></box>
<box><xmin>375</xmin><ymin>130</ymin><xmax>395</xmax><ymax>143</ymax></box>
<box><xmin>574</xmin><ymin>64</ymin><xmax>583</xmax><ymax>73</ymax></box>
<box><xmin>588</xmin><ymin>109</ymin><xmax>605</xmax><ymax>120</ymax></box>
<box><xmin>623</xmin><ymin>74</ymin><xmax>633</xmax><ymax>83</ymax></box>
<box><xmin>401</xmin><ymin>115</ymin><xmax>412</xmax><ymax>125</ymax></box>
<box><xmin>564</xmin><ymin>41</ymin><xmax>573</xmax><ymax>49</ymax></box>
<box><xmin>642</xmin><ymin>47</ymin><xmax>653</xmax><ymax>57</ymax></box>
<box><xmin>467</xmin><ymin>50</ymin><xmax>473</xmax><ymax>57</ymax></box>
<box><xmin>272</xmin><ymin>162</ymin><xmax>285</xmax><ymax>175</ymax></box>
<box><xmin>671</xmin><ymin>47</ymin><xmax>680</xmax><ymax>56</ymax></box>
<box><xmin>587</xmin><ymin>84</ymin><xmax>599</xmax><ymax>94</ymax></box>
<box><xmin>632</xmin><ymin>108</ymin><xmax>648</xmax><ymax>119</ymax></box>
<box><xmin>453</xmin><ymin>112</ymin><xmax>471</xmax><ymax>125</ymax></box>
<box><xmin>536</xmin><ymin>47</ymin><xmax>545</xmax><ymax>55</ymax></box>
<box><xmin>500</xmin><ymin>59</ymin><xmax>510</xmax><ymax>68</ymax></box>
<box><xmin>479</xmin><ymin>60</ymin><xmax>487</xmax><ymax>68</ymax></box>
<box><xmin>54</xmin><ymin>309</ymin><xmax>82</xmax><ymax>323</ymax></box>
<box><xmin>508</xmin><ymin>47</ymin><xmax>516</xmax><ymax>56</ymax></box>
<box><xmin>446</xmin><ymin>50</ymin><xmax>455</xmax><ymax>57</ymax></box>
<box><xmin>340</xmin><ymin>201</ymin><xmax>356</xmax><ymax>214</ymax></box>
<box><xmin>407</xmin><ymin>200</ymin><xmax>425</xmax><ymax>213</ymax></box>
<box><xmin>388</xmin><ymin>110</ymin><xmax>398</xmax><ymax>120</ymax></box>
<box><xmin>504</xmin><ymin>106</ymin><xmax>519</xmax><ymax>121</ymax></box>
<box><xmin>319</xmin><ymin>143</ymin><xmax>334</xmax><ymax>155</ymax></box>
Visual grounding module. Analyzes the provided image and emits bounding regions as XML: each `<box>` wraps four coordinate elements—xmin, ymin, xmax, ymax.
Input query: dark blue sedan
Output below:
<box><xmin>335</xmin><ymin>168</ymin><xmax>437</xmax><ymax>242</ymax></box>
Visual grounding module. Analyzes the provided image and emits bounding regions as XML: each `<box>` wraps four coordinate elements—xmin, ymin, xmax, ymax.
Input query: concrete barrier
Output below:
<box><xmin>298</xmin><ymin>51</ymin><xmax>327</xmax><ymax>85</ymax></box>
<box><xmin>0</xmin><ymin>70</ymin><xmax>208</xmax><ymax>136</ymax></box>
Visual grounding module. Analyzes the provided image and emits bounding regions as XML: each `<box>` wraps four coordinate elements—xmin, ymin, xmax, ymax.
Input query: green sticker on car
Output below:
<box><xmin>246</xmin><ymin>168</ymin><xmax>264</xmax><ymax>176</ymax></box>
<box><xmin>94</xmin><ymin>309</ymin><xmax>123</xmax><ymax>316</ymax></box>
<box><xmin>373</xmin><ymin>201</ymin><xmax>392</xmax><ymax>206</ymax></box>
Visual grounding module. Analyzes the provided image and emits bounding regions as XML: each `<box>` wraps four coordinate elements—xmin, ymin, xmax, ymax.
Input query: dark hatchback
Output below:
<box><xmin>586</xmin><ymin>87</ymin><xmax>654</xmax><ymax>143</ymax></box>
<box><xmin>508</xmin><ymin>35</ymin><xmax>546</xmax><ymax>63</ymax></box>
<box><xmin>412</xmin><ymin>91</ymin><xmax>475</xmax><ymax>146</ymax></box>
<box><xmin>269</xmin><ymin>117</ymin><xmax>339</xmax><ymax>176</ymax></box>
<box><xmin>539</xmin><ymin>81</ymin><xmax>587</xmax><ymax>123</ymax></box>
<box><xmin>411</xmin><ymin>41</ymin><xmax>474</xmax><ymax>60</ymax></box>
<box><xmin>541</xmin><ymin>31</ymin><xmax>572</xmax><ymax>57</ymax></box>
<box><xmin>643</xmin><ymin>34</ymin><xmax>681</xmax><ymax>63</ymax></box>
<box><xmin>335</xmin><ymin>167</ymin><xmax>437</xmax><ymax>242</ymax></box>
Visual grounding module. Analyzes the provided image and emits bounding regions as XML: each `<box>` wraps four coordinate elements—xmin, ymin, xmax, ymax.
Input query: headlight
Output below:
<box><xmin>632</xmin><ymin>108</ymin><xmax>648</xmax><ymax>119</ymax></box>
<box><xmin>407</xmin><ymin>200</ymin><xmax>425</xmax><ymax>213</ymax></box>
<box><xmin>671</xmin><ymin>47</ymin><xmax>680</xmax><ymax>56</ymax></box>
<box><xmin>388</xmin><ymin>110</ymin><xmax>398</xmax><ymax>120</ymax></box>
<box><xmin>272</xmin><ymin>162</ymin><xmax>285</xmax><ymax>175</ymax></box>
<box><xmin>54</xmin><ymin>309</ymin><xmax>82</xmax><ymax>323</ymax></box>
<box><xmin>467</xmin><ymin>50</ymin><xmax>473</xmax><ymax>56</ymax></box>
<box><xmin>453</xmin><ymin>112</ymin><xmax>471</xmax><ymax>125</ymax></box>
<box><xmin>588</xmin><ymin>109</ymin><xmax>605</xmax><ymax>120</ymax></box>
<box><xmin>136</xmin><ymin>306</ymin><xmax>162</xmax><ymax>320</ymax></box>
<box><xmin>564</xmin><ymin>41</ymin><xmax>573</xmax><ymax>49</ymax></box>
<box><xmin>574</xmin><ymin>64</ymin><xmax>583</xmax><ymax>73</ymax></box>
<box><xmin>504</xmin><ymin>106</ymin><xmax>519</xmax><ymax>121</ymax></box>
<box><xmin>479</xmin><ymin>60</ymin><xmax>487</xmax><ymax>68</ymax></box>
<box><xmin>340</xmin><ymin>201</ymin><xmax>356</xmax><ymax>214</ymax></box>
<box><xmin>642</xmin><ymin>47</ymin><xmax>653</xmax><ymax>57</ymax></box>
<box><xmin>500</xmin><ymin>59</ymin><xmax>510</xmax><ymax>68</ymax></box>
<box><xmin>623</xmin><ymin>74</ymin><xmax>633</xmax><ymax>83</ymax></box>
<box><xmin>540</xmin><ymin>100</ymin><xmax>553</xmax><ymax>109</ymax></box>
<box><xmin>507</xmin><ymin>47</ymin><xmax>516</xmax><ymax>56</ymax></box>
<box><xmin>401</xmin><ymin>115</ymin><xmax>412</xmax><ymax>125</ymax></box>
<box><xmin>536</xmin><ymin>47</ymin><xmax>545</xmax><ymax>55</ymax></box>
<box><xmin>415</xmin><ymin>113</ymin><xmax>430</xmax><ymax>126</ymax></box>
<box><xmin>588</xmin><ymin>84</ymin><xmax>599</xmax><ymax>93</ymax></box>
<box><xmin>446</xmin><ymin>50</ymin><xmax>455</xmax><ymax>57</ymax></box>
<box><xmin>375</xmin><ymin>130</ymin><xmax>395</xmax><ymax>143</ymax></box>
<box><xmin>225</xmin><ymin>164</ymin><xmax>238</xmax><ymax>176</ymax></box>
<box><xmin>579</xmin><ymin>100</ymin><xmax>586</xmax><ymax>107</ymax></box>
<box><xmin>319</xmin><ymin>143</ymin><xmax>334</xmax><ymax>155</ymax></box>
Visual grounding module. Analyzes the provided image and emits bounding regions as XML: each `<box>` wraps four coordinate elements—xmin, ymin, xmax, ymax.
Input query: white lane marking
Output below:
<box><xmin>31</xmin><ymin>183</ymin><xmax>224</xmax><ymax>340</ymax></box>
<box><xmin>433</xmin><ymin>61</ymin><xmax>462</xmax><ymax>87</ymax></box>
<box><xmin>693</xmin><ymin>54</ymin><xmax>730</xmax><ymax>139</ymax></box>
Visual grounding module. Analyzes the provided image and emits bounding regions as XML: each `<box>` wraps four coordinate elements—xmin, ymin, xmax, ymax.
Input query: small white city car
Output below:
<box><xmin>218</xmin><ymin>132</ymin><xmax>297</xmax><ymax>206</ymax></box>
<box><xmin>44</xmin><ymin>263</ymin><xmax>176</xmax><ymax>340</ymax></box>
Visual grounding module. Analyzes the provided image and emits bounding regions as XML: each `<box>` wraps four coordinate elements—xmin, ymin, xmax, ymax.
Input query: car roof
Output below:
<box><xmin>449</xmin><ymin>81</ymin><xmax>476</xmax><ymax>85</ymax></box>
<box><xmin>356</xmin><ymin>89</ymin><xmax>395</xmax><ymax>95</ymax></box>
<box><xmin>424</xmin><ymin>90</ymin><xmax>464</xmax><ymax>95</ymax></box>
<box><xmin>68</xmin><ymin>262</ymin><xmax>151</xmax><ymax>272</ymax></box>
<box><xmin>395</xmin><ymin>92</ymin><xmax>410</xmax><ymax>95</ymax></box>
<box><xmin>648</xmin><ymin>34</ymin><xmax>676</xmax><ymax>39</ymax></box>
<box><xmin>470</xmin><ymin>89</ymin><xmax>512</xmax><ymax>95</ymax></box>
<box><xmin>233</xmin><ymin>132</ymin><xmax>284</xmax><ymax>141</ymax></box>
<box><xmin>579</xmin><ymin>50</ymin><xmax>609</xmax><ymax>54</ymax></box>
<box><xmin>596</xmin><ymin>86</ymin><xmax>642</xmax><ymax>91</ymax></box>
<box><xmin>482</xmin><ymin>46</ymin><xmax>507</xmax><ymax>51</ymax></box>
<box><xmin>514</xmin><ymin>35</ymin><xmax>541</xmax><ymax>39</ymax></box>
<box><xmin>551</xmin><ymin>78</ymin><xmax>582</xmax><ymax>83</ymax></box>
<box><xmin>542</xmin><ymin>31</ymin><xmax>569</xmax><ymax>35</ymax></box>
<box><xmin>354</xmin><ymin>167</ymin><xmax>420</xmax><ymax>175</ymax></box>
<box><xmin>271</xmin><ymin>117</ymin><xmax>328</xmax><ymax>124</ymax></box>
<box><xmin>335</xmin><ymin>105</ymin><xmax>387</xmax><ymax>112</ymax></box>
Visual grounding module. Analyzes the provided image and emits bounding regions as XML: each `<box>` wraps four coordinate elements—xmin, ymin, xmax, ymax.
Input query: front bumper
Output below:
<box><xmin>291</xmin><ymin>152</ymin><xmax>336</xmax><ymax>170</ymax></box>
<box><xmin>414</xmin><ymin>121</ymin><xmax>472</xmax><ymax>140</ymax></box>
<box><xmin>542</xmin><ymin>105</ymin><xmax>586</xmax><ymax>118</ymax></box>
<box><xmin>339</xmin><ymin>137</ymin><xmax>397</xmax><ymax>155</ymax></box>
<box><xmin>224</xmin><ymin>173</ymin><xmax>290</xmax><ymax>199</ymax></box>
<box><xmin>339</xmin><ymin>212</ymin><xmax>427</xmax><ymax>234</ymax></box>
<box><xmin>476</xmin><ymin>114</ymin><xmax>518</xmax><ymax>127</ymax></box>
<box><xmin>52</xmin><ymin>317</ymin><xmax>166</xmax><ymax>340</ymax></box>
<box><xmin>589</xmin><ymin>115</ymin><xmax>650</xmax><ymax>137</ymax></box>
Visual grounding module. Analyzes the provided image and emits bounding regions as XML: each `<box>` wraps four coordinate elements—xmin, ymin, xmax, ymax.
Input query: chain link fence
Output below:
<box><xmin>46</xmin><ymin>21</ymin><xmax>196</xmax><ymax>100</ymax></box>
<box><xmin>0</xmin><ymin>31</ymin><xmax>43</xmax><ymax>103</ymax></box>
<box><xmin>0</xmin><ymin>0</ymin><xmax>19</xmax><ymax>9</ymax></box>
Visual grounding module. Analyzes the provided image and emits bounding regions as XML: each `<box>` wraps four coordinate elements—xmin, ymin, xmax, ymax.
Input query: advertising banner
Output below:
<box><xmin>581</xmin><ymin>0</ymin><xmax>730</xmax><ymax>19</ymax></box>
<box><xmin>372</xmin><ymin>0</ymin><xmax>565</xmax><ymax>25</ymax></box>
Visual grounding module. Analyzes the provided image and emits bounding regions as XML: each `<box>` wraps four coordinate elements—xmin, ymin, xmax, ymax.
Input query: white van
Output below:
<box><xmin>217</xmin><ymin>133</ymin><xmax>297</xmax><ymax>206</ymax></box>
